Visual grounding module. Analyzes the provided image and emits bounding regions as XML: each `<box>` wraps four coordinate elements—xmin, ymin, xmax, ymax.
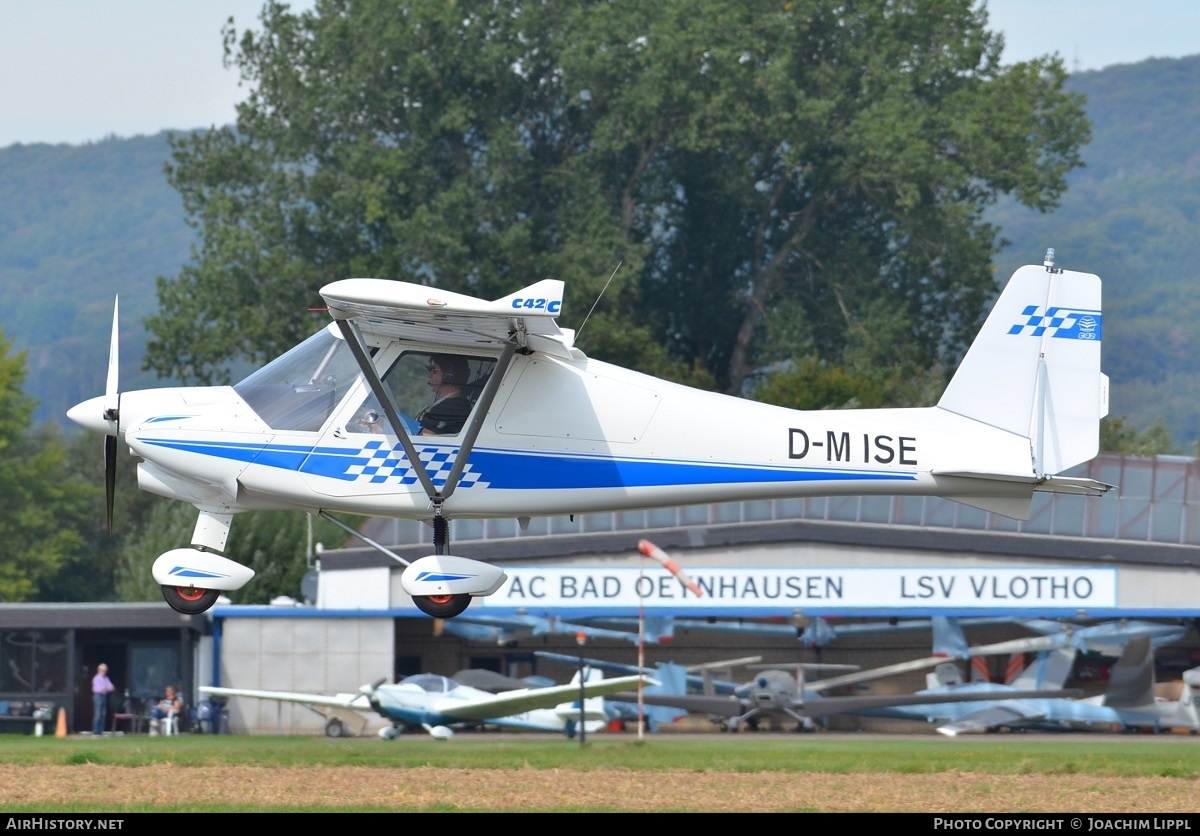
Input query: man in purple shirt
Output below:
<box><xmin>91</xmin><ymin>663</ymin><xmax>115</xmax><ymax>736</ymax></box>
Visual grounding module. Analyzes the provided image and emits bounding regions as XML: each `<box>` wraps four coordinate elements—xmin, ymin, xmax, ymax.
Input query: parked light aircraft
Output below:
<box><xmin>534</xmin><ymin>650</ymin><xmax>766</xmax><ymax>697</ymax></box>
<box><xmin>200</xmin><ymin>667</ymin><xmax>654</xmax><ymax>740</ymax></box>
<box><xmin>786</xmin><ymin>615</ymin><xmax>1194</xmax><ymax>698</ymax></box>
<box><xmin>1012</xmin><ymin>618</ymin><xmax>1194</xmax><ymax>657</ymax></box>
<box><xmin>859</xmin><ymin>635</ymin><xmax>1200</xmax><ymax>735</ymax></box>
<box><xmin>609</xmin><ymin>661</ymin><xmax>1079</xmax><ymax>733</ymax></box>
<box><xmin>537</xmin><ymin>649</ymin><xmax>1075</xmax><ymax>733</ymax></box>
<box><xmin>534</xmin><ymin>652</ymin><xmax>767</xmax><ymax>730</ymax></box>
<box><xmin>69</xmin><ymin>253</ymin><xmax>1108</xmax><ymax>617</ymax></box>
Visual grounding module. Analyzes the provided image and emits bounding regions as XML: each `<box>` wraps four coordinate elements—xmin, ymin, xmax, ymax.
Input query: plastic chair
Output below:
<box><xmin>161</xmin><ymin>709</ymin><xmax>179</xmax><ymax>736</ymax></box>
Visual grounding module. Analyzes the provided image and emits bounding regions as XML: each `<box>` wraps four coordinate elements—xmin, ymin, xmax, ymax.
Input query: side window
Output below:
<box><xmin>349</xmin><ymin>351</ymin><xmax>495</xmax><ymax>436</ymax></box>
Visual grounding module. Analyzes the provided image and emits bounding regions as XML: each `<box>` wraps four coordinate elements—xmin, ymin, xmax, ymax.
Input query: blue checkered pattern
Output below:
<box><xmin>343</xmin><ymin>440</ymin><xmax>488</xmax><ymax>488</ymax></box>
<box><xmin>1007</xmin><ymin>305</ymin><xmax>1101</xmax><ymax>340</ymax></box>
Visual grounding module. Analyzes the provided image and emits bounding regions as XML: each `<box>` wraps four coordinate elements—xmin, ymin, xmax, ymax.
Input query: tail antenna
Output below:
<box><xmin>574</xmin><ymin>261</ymin><xmax>622</xmax><ymax>343</ymax></box>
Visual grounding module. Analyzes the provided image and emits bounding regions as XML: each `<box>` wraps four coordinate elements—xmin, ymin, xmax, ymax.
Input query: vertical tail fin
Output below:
<box><xmin>643</xmin><ymin>615</ymin><xmax>675</xmax><ymax>644</ymax></box>
<box><xmin>938</xmin><ymin>262</ymin><xmax>1106</xmax><ymax>476</ymax></box>
<box><xmin>1101</xmin><ymin>635</ymin><xmax>1155</xmax><ymax>708</ymax></box>
<box><xmin>932</xmin><ymin>617</ymin><xmax>970</xmax><ymax>658</ymax></box>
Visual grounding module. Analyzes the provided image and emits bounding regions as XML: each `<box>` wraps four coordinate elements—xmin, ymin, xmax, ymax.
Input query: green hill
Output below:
<box><xmin>3</xmin><ymin>55</ymin><xmax>1200</xmax><ymax>447</ymax></box>
<box><xmin>991</xmin><ymin>55</ymin><xmax>1200</xmax><ymax>450</ymax></box>
<box><xmin>0</xmin><ymin>133</ymin><xmax>192</xmax><ymax>425</ymax></box>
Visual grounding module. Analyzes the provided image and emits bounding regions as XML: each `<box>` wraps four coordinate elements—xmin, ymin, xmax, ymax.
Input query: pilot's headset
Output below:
<box><xmin>432</xmin><ymin>354</ymin><xmax>470</xmax><ymax>386</ymax></box>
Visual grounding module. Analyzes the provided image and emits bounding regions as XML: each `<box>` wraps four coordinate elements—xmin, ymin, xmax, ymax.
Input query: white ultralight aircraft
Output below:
<box><xmin>68</xmin><ymin>250</ymin><xmax>1109</xmax><ymax>617</ymax></box>
<box><xmin>201</xmin><ymin>667</ymin><xmax>654</xmax><ymax>740</ymax></box>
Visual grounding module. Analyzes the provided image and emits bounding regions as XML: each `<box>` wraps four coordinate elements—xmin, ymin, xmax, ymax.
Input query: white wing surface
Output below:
<box><xmin>434</xmin><ymin>674</ymin><xmax>655</xmax><ymax>723</ymax></box>
<box><xmin>320</xmin><ymin>277</ymin><xmax>576</xmax><ymax>357</ymax></box>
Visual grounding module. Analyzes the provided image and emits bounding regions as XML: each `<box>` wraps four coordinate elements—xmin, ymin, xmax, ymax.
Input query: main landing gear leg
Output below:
<box><xmin>317</xmin><ymin>510</ymin><xmax>506</xmax><ymax>620</ymax></box>
<box><xmin>410</xmin><ymin>514</ymin><xmax>471</xmax><ymax>619</ymax></box>
<box><xmin>152</xmin><ymin>510</ymin><xmax>255</xmax><ymax>615</ymax></box>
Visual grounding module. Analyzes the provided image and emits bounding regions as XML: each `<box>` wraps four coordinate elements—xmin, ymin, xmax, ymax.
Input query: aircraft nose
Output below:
<box><xmin>67</xmin><ymin>395</ymin><xmax>115</xmax><ymax>435</ymax></box>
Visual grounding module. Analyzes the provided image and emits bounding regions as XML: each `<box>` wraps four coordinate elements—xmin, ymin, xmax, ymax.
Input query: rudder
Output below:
<box><xmin>938</xmin><ymin>260</ymin><xmax>1106</xmax><ymax>476</ymax></box>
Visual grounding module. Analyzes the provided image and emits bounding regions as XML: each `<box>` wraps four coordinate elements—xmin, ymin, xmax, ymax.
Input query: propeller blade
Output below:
<box><xmin>103</xmin><ymin>296</ymin><xmax>119</xmax><ymax>416</ymax></box>
<box><xmin>102</xmin><ymin>295</ymin><xmax>120</xmax><ymax>534</ymax></box>
<box><xmin>104</xmin><ymin>435</ymin><xmax>117</xmax><ymax>534</ymax></box>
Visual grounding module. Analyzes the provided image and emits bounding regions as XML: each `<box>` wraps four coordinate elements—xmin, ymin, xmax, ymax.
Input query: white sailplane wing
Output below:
<box><xmin>435</xmin><ymin>674</ymin><xmax>655</xmax><ymax>723</ymax></box>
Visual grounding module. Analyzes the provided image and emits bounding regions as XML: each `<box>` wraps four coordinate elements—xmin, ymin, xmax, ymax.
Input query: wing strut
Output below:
<box><xmin>333</xmin><ymin>319</ymin><xmax>521</xmax><ymax>558</ymax></box>
<box><xmin>335</xmin><ymin>319</ymin><xmax>438</xmax><ymax>499</ymax></box>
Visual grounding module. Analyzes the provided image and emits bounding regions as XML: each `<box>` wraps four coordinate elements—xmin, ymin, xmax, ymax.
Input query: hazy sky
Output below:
<box><xmin>1</xmin><ymin>1</ymin><xmax>1198</xmax><ymax>149</ymax></box>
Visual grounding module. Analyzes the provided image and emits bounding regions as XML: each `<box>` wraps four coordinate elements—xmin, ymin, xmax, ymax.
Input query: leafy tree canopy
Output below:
<box><xmin>0</xmin><ymin>333</ymin><xmax>98</xmax><ymax>601</ymax></box>
<box><xmin>147</xmin><ymin>0</ymin><xmax>1089</xmax><ymax>402</ymax></box>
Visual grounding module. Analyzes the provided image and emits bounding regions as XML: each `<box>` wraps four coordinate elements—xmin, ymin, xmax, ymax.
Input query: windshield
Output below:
<box><xmin>233</xmin><ymin>325</ymin><xmax>363</xmax><ymax>431</ymax></box>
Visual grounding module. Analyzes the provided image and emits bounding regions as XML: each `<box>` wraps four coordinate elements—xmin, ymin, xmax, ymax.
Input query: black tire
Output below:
<box><xmin>161</xmin><ymin>585</ymin><xmax>221</xmax><ymax>615</ymax></box>
<box><xmin>325</xmin><ymin>718</ymin><xmax>346</xmax><ymax>738</ymax></box>
<box><xmin>413</xmin><ymin>593</ymin><xmax>471</xmax><ymax>618</ymax></box>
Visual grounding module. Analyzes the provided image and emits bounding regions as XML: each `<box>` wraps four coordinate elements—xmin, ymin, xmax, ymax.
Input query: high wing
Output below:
<box><xmin>534</xmin><ymin>650</ymin><xmax>758</xmax><ymax>696</ymax></box>
<box><xmin>322</xmin><ymin>277</ymin><xmax>575</xmax><ymax>358</ymax></box>
<box><xmin>431</xmin><ymin>673</ymin><xmax>654</xmax><ymax>723</ymax></box>
<box><xmin>614</xmin><ymin>688</ymin><xmax>1082</xmax><ymax>720</ymax></box>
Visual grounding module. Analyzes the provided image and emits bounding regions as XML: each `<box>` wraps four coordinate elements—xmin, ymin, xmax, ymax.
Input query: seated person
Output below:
<box><xmin>149</xmin><ymin>685</ymin><xmax>182</xmax><ymax>732</ymax></box>
<box><xmin>416</xmin><ymin>354</ymin><xmax>473</xmax><ymax>435</ymax></box>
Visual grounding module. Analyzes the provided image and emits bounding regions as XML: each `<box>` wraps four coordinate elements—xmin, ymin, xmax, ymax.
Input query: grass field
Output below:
<box><xmin>1</xmin><ymin>732</ymin><xmax>1197</xmax><ymax>812</ymax></box>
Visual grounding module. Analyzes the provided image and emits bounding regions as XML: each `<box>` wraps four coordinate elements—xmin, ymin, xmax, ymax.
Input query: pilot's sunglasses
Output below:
<box><xmin>427</xmin><ymin>365</ymin><xmax>441</xmax><ymax>374</ymax></box>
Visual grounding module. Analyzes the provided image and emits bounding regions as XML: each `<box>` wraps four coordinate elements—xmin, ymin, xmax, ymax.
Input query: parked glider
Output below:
<box><xmin>538</xmin><ymin>649</ymin><xmax>1075</xmax><ymax>733</ymax></box>
<box><xmin>858</xmin><ymin>635</ymin><xmax>1200</xmax><ymax>735</ymax></box>
<box><xmin>200</xmin><ymin>667</ymin><xmax>654</xmax><ymax>740</ymax></box>
<box><xmin>69</xmin><ymin>253</ymin><xmax>1108</xmax><ymax>617</ymax></box>
<box><xmin>608</xmin><ymin>661</ymin><xmax>1078</xmax><ymax>733</ymax></box>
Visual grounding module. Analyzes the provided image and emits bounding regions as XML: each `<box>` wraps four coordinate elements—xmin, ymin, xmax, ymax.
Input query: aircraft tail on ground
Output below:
<box><xmin>556</xmin><ymin>667</ymin><xmax>610</xmax><ymax>726</ymax></box>
<box><xmin>1099</xmin><ymin>635</ymin><xmax>1155</xmax><ymax>708</ymax></box>
<box><xmin>931</xmin><ymin>617</ymin><xmax>969</xmax><ymax>659</ymax></box>
<box><xmin>936</xmin><ymin>259</ymin><xmax>1108</xmax><ymax>501</ymax></box>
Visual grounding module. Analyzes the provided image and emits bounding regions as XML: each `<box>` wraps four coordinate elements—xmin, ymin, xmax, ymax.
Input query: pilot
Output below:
<box><xmin>416</xmin><ymin>354</ymin><xmax>472</xmax><ymax>435</ymax></box>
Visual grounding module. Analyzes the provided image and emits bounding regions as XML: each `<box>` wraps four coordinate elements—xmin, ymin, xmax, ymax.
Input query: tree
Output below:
<box><xmin>115</xmin><ymin>502</ymin><xmax>347</xmax><ymax>605</ymax></box>
<box><xmin>0</xmin><ymin>333</ymin><xmax>96</xmax><ymax>601</ymax></box>
<box><xmin>148</xmin><ymin>0</ymin><xmax>1089</xmax><ymax>404</ymax></box>
<box><xmin>1100</xmin><ymin>416</ymin><xmax>1178</xmax><ymax>456</ymax></box>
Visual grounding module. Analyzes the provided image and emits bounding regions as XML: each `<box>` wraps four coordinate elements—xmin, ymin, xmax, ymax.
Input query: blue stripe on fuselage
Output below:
<box><xmin>137</xmin><ymin>438</ymin><xmax>918</xmax><ymax>490</ymax></box>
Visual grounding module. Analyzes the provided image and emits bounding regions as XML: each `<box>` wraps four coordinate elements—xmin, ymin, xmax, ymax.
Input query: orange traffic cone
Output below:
<box><xmin>54</xmin><ymin>708</ymin><xmax>67</xmax><ymax>738</ymax></box>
